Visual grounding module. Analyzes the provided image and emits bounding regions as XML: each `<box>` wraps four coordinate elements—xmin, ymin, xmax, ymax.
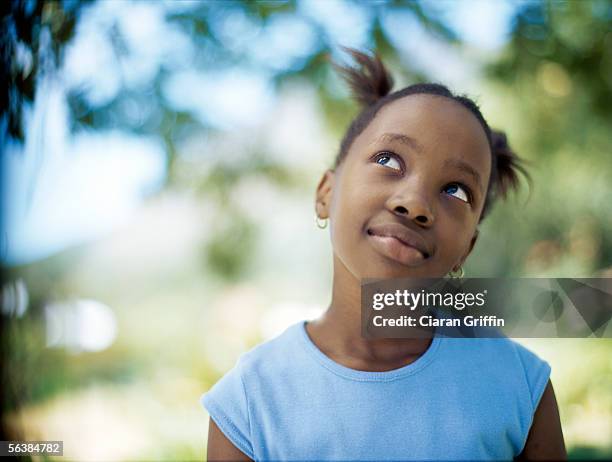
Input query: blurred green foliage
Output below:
<box><xmin>468</xmin><ymin>0</ymin><xmax>612</xmax><ymax>278</ymax></box>
<box><xmin>1</xmin><ymin>0</ymin><xmax>89</xmax><ymax>140</ymax></box>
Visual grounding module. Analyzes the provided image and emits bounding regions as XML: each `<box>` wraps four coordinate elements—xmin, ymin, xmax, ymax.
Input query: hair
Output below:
<box><xmin>332</xmin><ymin>48</ymin><xmax>531</xmax><ymax>222</ymax></box>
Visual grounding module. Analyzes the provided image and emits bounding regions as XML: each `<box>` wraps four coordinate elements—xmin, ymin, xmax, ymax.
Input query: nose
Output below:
<box><xmin>387</xmin><ymin>187</ymin><xmax>435</xmax><ymax>227</ymax></box>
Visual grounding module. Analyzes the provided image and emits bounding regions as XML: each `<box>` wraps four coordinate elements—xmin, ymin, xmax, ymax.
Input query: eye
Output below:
<box><xmin>374</xmin><ymin>152</ymin><xmax>402</xmax><ymax>171</ymax></box>
<box><xmin>443</xmin><ymin>183</ymin><xmax>471</xmax><ymax>203</ymax></box>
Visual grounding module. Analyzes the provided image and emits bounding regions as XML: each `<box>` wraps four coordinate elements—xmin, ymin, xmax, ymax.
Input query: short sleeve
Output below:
<box><xmin>200</xmin><ymin>355</ymin><xmax>254</xmax><ymax>460</ymax></box>
<box><xmin>512</xmin><ymin>341</ymin><xmax>552</xmax><ymax>412</ymax></box>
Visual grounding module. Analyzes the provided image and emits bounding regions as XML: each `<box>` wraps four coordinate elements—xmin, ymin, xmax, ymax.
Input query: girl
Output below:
<box><xmin>201</xmin><ymin>49</ymin><xmax>566</xmax><ymax>461</ymax></box>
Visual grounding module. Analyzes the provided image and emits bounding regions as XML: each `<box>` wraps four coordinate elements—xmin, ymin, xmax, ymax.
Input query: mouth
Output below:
<box><xmin>366</xmin><ymin>226</ymin><xmax>431</xmax><ymax>267</ymax></box>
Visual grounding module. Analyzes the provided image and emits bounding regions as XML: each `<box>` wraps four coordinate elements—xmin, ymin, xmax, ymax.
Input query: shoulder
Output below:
<box><xmin>449</xmin><ymin>331</ymin><xmax>547</xmax><ymax>367</ymax></box>
<box><xmin>208</xmin><ymin>320</ymin><xmax>303</xmax><ymax>390</ymax></box>
<box><xmin>506</xmin><ymin>339</ymin><xmax>552</xmax><ymax>411</ymax></box>
<box><xmin>199</xmin><ymin>321</ymin><xmax>304</xmax><ymax>460</ymax></box>
<box><xmin>238</xmin><ymin>321</ymin><xmax>304</xmax><ymax>373</ymax></box>
<box><xmin>450</xmin><ymin>336</ymin><xmax>551</xmax><ymax>411</ymax></box>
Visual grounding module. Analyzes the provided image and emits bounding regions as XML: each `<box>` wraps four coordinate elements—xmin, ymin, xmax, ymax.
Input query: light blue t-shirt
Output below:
<box><xmin>201</xmin><ymin>320</ymin><xmax>551</xmax><ymax>461</ymax></box>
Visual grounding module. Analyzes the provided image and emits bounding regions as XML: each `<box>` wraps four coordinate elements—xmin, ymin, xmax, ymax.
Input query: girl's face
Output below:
<box><xmin>316</xmin><ymin>94</ymin><xmax>492</xmax><ymax>279</ymax></box>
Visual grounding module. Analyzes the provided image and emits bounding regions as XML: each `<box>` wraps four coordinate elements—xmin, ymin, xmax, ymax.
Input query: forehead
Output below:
<box><xmin>355</xmin><ymin>93</ymin><xmax>492</xmax><ymax>173</ymax></box>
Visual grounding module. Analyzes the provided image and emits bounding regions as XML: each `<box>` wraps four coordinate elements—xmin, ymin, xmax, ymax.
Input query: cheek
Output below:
<box><xmin>436</xmin><ymin>211</ymin><xmax>477</xmax><ymax>260</ymax></box>
<box><xmin>444</xmin><ymin>233</ymin><xmax>472</xmax><ymax>258</ymax></box>
<box><xmin>331</xmin><ymin>168</ymin><xmax>376</xmax><ymax>224</ymax></box>
<box><xmin>330</xmin><ymin>184</ymin><xmax>367</xmax><ymax>243</ymax></box>
<box><xmin>328</xmin><ymin>179</ymin><xmax>379</xmax><ymax>270</ymax></box>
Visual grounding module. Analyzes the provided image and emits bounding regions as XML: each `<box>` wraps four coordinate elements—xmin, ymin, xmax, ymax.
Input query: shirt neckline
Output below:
<box><xmin>296</xmin><ymin>319</ymin><xmax>443</xmax><ymax>382</ymax></box>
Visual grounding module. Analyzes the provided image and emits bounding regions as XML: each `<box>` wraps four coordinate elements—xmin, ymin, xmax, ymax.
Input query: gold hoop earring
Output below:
<box><xmin>449</xmin><ymin>266</ymin><xmax>464</xmax><ymax>279</ymax></box>
<box><xmin>315</xmin><ymin>215</ymin><xmax>328</xmax><ymax>229</ymax></box>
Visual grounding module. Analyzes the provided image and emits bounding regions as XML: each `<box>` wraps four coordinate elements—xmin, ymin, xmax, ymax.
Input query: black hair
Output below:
<box><xmin>332</xmin><ymin>48</ymin><xmax>530</xmax><ymax>222</ymax></box>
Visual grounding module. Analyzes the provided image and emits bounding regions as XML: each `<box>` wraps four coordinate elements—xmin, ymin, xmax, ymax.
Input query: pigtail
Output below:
<box><xmin>490</xmin><ymin>129</ymin><xmax>532</xmax><ymax>199</ymax></box>
<box><xmin>480</xmin><ymin>129</ymin><xmax>532</xmax><ymax>220</ymax></box>
<box><xmin>333</xmin><ymin>47</ymin><xmax>394</xmax><ymax>107</ymax></box>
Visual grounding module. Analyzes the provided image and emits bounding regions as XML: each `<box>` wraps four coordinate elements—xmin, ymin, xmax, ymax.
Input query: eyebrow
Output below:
<box><xmin>443</xmin><ymin>158</ymin><xmax>483</xmax><ymax>194</ymax></box>
<box><xmin>377</xmin><ymin>133</ymin><xmax>424</xmax><ymax>154</ymax></box>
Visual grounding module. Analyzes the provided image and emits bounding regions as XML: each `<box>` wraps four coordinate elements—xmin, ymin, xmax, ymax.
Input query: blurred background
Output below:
<box><xmin>1</xmin><ymin>0</ymin><xmax>611</xmax><ymax>460</ymax></box>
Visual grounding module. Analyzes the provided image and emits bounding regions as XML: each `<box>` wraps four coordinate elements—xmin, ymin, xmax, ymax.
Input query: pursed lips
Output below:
<box><xmin>366</xmin><ymin>223</ymin><xmax>432</xmax><ymax>259</ymax></box>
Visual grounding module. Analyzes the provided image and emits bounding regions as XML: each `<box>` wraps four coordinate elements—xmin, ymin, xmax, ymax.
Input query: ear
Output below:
<box><xmin>453</xmin><ymin>229</ymin><xmax>479</xmax><ymax>272</ymax></box>
<box><xmin>315</xmin><ymin>169</ymin><xmax>335</xmax><ymax>219</ymax></box>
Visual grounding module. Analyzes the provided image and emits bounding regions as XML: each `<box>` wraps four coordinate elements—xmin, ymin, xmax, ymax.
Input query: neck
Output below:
<box><xmin>306</xmin><ymin>254</ymin><xmax>433</xmax><ymax>369</ymax></box>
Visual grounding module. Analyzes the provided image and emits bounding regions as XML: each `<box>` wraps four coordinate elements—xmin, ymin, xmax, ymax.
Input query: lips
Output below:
<box><xmin>367</xmin><ymin>222</ymin><xmax>432</xmax><ymax>261</ymax></box>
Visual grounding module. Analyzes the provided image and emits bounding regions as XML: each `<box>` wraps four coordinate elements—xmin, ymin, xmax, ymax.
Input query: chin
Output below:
<box><xmin>359</xmin><ymin>264</ymin><xmax>427</xmax><ymax>280</ymax></box>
